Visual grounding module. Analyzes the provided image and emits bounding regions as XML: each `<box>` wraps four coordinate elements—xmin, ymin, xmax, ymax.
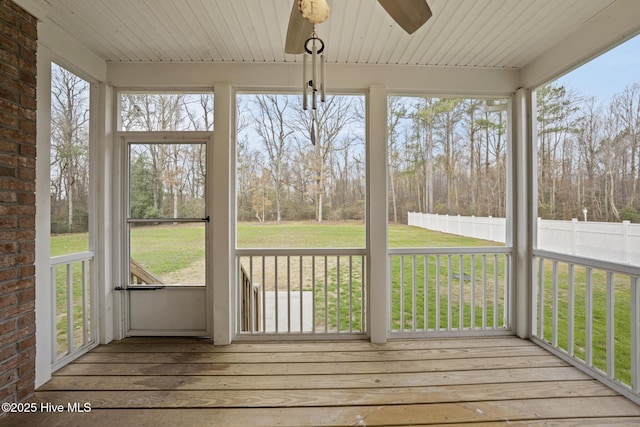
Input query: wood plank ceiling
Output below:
<box><xmin>35</xmin><ymin>0</ymin><xmax>616</xmax><ymax>68</ymax></box>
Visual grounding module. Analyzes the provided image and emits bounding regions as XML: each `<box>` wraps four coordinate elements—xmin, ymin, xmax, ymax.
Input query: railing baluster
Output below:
<box><xmin>361</xmin><ymin>255</ymin><xmax>365</xmax><ymax>333</ymax></box>
<box><xmin>538</xmin><ymin>258</ymin><xmax>545</xmax><ymax>339</ymax></box>
<box><xmin>568</xmin><ymin>263</ymin><xmax>575</xmax><ymax>357</ymax></box>
<box><xmin>552</xmin><ymin>260</ymin><xmax>558</xmax><ymax>347</ymax></box>
<box><xmin>504</xmin><ymin>254</ymin><xmax>509</xmax><ymax>328</ymax></box>
<box><xmin>447</xmin><ymin>255</ymin><xmax>452</xmax><ymax>330</ymax></box>
<box><xmin>482</xmin><ymin>254</ymin><xmax>487</xmax><ymax>330</ymax></box>
<box><xmin>493</xmin><ymin>254</ymin><xmax>498</xmax><ymax>329</ymax></box>
<box><xmin>586</xmin><ymin>266</ymin><xmax>593</xmax><ymax>367</ymax></box>
<box><xmin>400</xmin><ymin>255</ymin><xmax>405</xmax><ymax>332</ymax></box>
<box><xmin>312</xmin><ymin>256</ymin><xmax>316</xmax><ymax>333</ymax></box>
<box><xmin>412</xmin><ymin>255</ymin><xmax>417</xmax><ymax>332</ymax></box>
<box><xmin>300</xmin><ymin>256</ymin><xmax>304</xmax><ymax>333</ymax></box>
<box><xmin>424</xmin><ymin>255</ymin><xmax>429</xmax><ymax>331</ymax></box>
<box><xmin>262</xmin><ymin>255</ymin><xmax>266</xmax><ymax>333</ymax></box>
<box><xmin>248</xmin><ymin>257</ymin><xmax>255</xmax><ymax>332</ymax></box>
<box><xmin>436</xmin><ymin>255</ymin><xmax>441</xmax><ymax>330</ymax></box>
<box><xmin>66</xmin><ymin>263</ymin><xmax>73</xmax><ymax>354</ymax></box>
<box><xmin>82</xmin><ymin>260</ymin><xmax>88</xmax><ymax>346</ymax></box>
<box><xmin>471</xmin><ymin>254</ymin><xmax>476</xmax><ymax>329</ymax></box>
<box><xmin>324</xmin><ymin>255</ymin><xmax>328</xmax><ymax>333</ymax></box>
<box><xmin>274</xmin><ymin>256</ymin><xmax>278</xmax><ymax>333</ymax></box>
<box><xmin>336</xmin><ymin>256</ymin><xmax>341</xmax><ymax>332</ymax></box>
<box><xmin>286</xmin><ymin>256</ymin><xmax>291</xmax><ymax>333</ymax></box>
<box><xmin>606</xmin><ymin>271</ymin><xmax>615</xmax><ymax>378</ymax></box>
<box><xmin>459</xmin><ymin>254</ymin><xmax>464</xmax><ymax>330</ymax></box>
<box><xmin>632</xmin><ymin>276</ymin><xmax>639</xmax><ymax>393</ymax></box>
<box><xmin>51</xmin><ymin>266</ymin><xmax>57</xmax><ymax>361</ymax></box>
<box><xmin>349</xmin><ymin>255</ymin><xmax>353</xmax><ymax>332</ymax></box>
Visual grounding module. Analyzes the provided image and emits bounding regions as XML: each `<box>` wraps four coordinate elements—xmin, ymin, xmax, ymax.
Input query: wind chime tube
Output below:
<box><xmin>320</xmin><ymin>53</ymin><xmax>325</xmax><ymax>102</ymax></box>
<box><xmin>312</xmin><ymin>39</ymin><xmax>317</xmax><ymax>109</ymax></box>
<box><xmin>302</xmin><ymin>53</ymin><xmax>308</xmax><ymax>110</ymax></box>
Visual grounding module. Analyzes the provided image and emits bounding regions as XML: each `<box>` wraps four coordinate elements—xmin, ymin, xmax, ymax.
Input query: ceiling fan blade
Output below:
<box><xmin>285</xmin><ymin>0</ymin><xmax>313</xmax><ymax>54</ymax></box>
<box><xmin>378</xmin><ymin>0</ymin><xmax>432</xmax><ymax>34</ymax></box>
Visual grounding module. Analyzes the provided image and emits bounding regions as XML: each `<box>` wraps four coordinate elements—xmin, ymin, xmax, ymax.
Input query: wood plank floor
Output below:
<box><xmin>4</xmin><ymin>336</ymin><xmax>640</xmax><ymax>426</ymax></box>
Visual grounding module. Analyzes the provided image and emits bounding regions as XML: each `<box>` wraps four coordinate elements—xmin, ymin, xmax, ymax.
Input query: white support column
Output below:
<box><xmin>96</xmin><ymin>82</ymin><xmax>116</xmax><ymax>343</ymax></box>
<box><xmin>513</xmin><ymin>87</ymin><xmax>533</xmax><ymax>338</ymax></box>
<box><xmin>368</xmin><ymin>85</ymin><xmax>388</xmax><ymax>344</ymax></box>
<box><xmin>212</xmin><ymin>83</ymin><xmax>234</xmax><ymax>345</ymax></box>
<box><xmin>34</xmin><ymin>43</ymin><xmax>52</xmax><ymax>388</ymax></box>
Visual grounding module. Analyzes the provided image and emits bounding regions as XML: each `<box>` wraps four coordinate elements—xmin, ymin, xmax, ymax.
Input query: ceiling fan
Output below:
<box><xmin>284</xmin><ymin>0</ymin><xmax>433</xmax><ymax>54</ymax></box>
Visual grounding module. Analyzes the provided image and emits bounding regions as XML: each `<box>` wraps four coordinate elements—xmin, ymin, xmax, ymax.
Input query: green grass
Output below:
<box><xmin>129</xmin><ymin>223</ymin><xmax>205</xmax><ymax>277</ymax></box>
<box><xmin>237</xmin><ymin>221</ymin><xmax>366</xmax><ymax>248</ymax></box>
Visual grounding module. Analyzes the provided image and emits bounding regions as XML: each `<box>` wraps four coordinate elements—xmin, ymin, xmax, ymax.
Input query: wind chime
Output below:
<box><xmin>298</xmin><ymin>0</ymin><xmax>329</xmax><ymax>144</ymax></box>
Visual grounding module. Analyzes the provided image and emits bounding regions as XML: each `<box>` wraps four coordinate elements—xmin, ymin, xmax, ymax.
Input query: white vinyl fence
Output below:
<box><xmin>408</xmin><ymin>212</ymin><xmax>640</xmax><ymax>266</ymax></box>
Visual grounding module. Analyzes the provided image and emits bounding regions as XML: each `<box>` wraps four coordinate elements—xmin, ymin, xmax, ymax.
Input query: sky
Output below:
<box><xmin>554</xmin><ymin>34</ymin><xmax>640</xmax><ymax>102</ymax></box>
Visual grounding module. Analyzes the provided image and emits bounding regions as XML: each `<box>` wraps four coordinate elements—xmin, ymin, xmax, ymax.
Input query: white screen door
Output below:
<box><xmin>124</xmin><ymin>139</ymin><xmax>210</xmax><ymax>336</ymax></box>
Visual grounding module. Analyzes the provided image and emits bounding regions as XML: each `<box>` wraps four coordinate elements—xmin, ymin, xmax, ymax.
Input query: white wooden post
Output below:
<box><xmin>368</xmin><ymin>85</ymin><xmax>388</xmax><ymax>344</ymax></box>
<box><xmin>514</xmin><ymin>88</ymin><xmax>533</xmax><ymax>339</ymax></box>
<box><xmin>212</xmin><ymin>83</ymin><xmax>233</xmax><ymax>345</ymax></box>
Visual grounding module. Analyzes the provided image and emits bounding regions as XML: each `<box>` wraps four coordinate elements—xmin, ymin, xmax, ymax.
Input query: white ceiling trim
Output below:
<box><xmin>107</xmin><ymin>62</ymin><xmax>519</xmax><ymax>95</ymax></box>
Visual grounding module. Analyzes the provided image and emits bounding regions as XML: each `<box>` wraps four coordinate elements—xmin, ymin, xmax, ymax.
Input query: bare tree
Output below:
<box><xmin>50</xmin><ymin>64</ymin><xmax>90</xmax><ymax>232</ymax></box>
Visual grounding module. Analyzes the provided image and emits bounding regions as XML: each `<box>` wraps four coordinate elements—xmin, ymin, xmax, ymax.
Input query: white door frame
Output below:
<box><xmin>118</xmin><ymin>131</ymin><xmax>214</xmax><ymax>337</ymax></box>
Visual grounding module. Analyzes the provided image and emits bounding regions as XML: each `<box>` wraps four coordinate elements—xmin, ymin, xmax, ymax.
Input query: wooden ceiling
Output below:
<box><xmin>21</xmin><ymin>0</ymin><xmax>618</xmax><ymax>69</ymax></box>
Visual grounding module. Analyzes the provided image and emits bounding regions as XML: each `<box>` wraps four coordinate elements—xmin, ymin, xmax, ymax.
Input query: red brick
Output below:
<box><xmin>0</xmin><ymin>269</ymin><xmax>16</xmax><ymax>283</ymax></box>
<box><xmin>1</xmin><ymin>0</ymin><xmax>37</xmax><ymax>406</ymax></box>
<box><xmin>17</xmin><ymin>335</ymin><xmax>34</xmax><ymax>353</ymax></box>
<box><xmin>0</xmin><ymin>165</ymin><xmax>15</xmax><ymax>176</ymax></box>
<box><xmin>0</xmin><ymin>6</ymin><xmax>18</xmax><ymax>28</ymax></box>
<box><xmin>19</xmin><ymin>95</ymin><xmax>36</xmax><ymax>111</ymax></box>
<box><xmin>0</xmin><ymin>60</ymin><xmax>18</xmax><ymax>79</ymax></box>
<box><xmin>0</xmin><ymin>278</ymin><xmax>32</xmax><ymax>295</ymax></box>
<box><xmin>17</xmin><ymin>241</ymin><xmax>33</xmax><ymax>252</ymax></box>
<box><xmin>0</xmin><ymin>112</ymin><xmax>17</xmax><ymax>128</ymax></box>
<box><xmin>0</xmin><ymin>32</ymin><xmax>16</xmax><ymax>51</ymax></box>
<box><xmin>0</xmin><ymin>346</ymin><xmax>16</xmax><ymax>364</ymax></box>
<box><xmin>0</xmin><ymin>242</ymin><xmax>16</xmax><ymax>253</ymax></box>
<box><xmin>18</xmin><ymin>118</ymin><xmax>35</xmax><ymax>133</ymax></box>
<box><xmin>0</xmin><ymin>139</ymin><xmax>17</xmax><ymax>153</ymax></box>
<box><xmin>0</xmin><ymin>318</ymin><xmax>15</xmax><ymax>336</ymax></box>
<box><xmin>16</xmin><ymin>312</ymin><xmax>33</xmax><ymax>329</ymax></box>
<box><xmin>15</xmin><ymin>288</ymin><xmax>34</xmax><ymax>303</ymax></box>
<box><xmin>17</xmin><ymin>192</ymin><xmax>34</xmax><ymax>205</ymax></box>
<box><xmin>0</xmin><ymin>292</ymin><xmax>17</xmax><ymax>308</ymax></box>
<box><xmin>17</xmin><ymin>166</ymin><xmax>34</xmax><ymax>180</ymax></box>
<box><xmin>18</xmin><ymin>144</ymin><xmax>35</xmax><ymax>157</ymax></box>
<box><xmin>17</xmin><ymin>265</ymin><xmax>33</xmax><ymax>277</ymax></box>
<box><xmin>0</xmin><ymin>255</ymin><xmax>16</xmax><ymax>268</ymax></box>
<box><xmin>0</xmin><ymin>193</ymin><xmax>17</xmax><ymax>204</ymax></box>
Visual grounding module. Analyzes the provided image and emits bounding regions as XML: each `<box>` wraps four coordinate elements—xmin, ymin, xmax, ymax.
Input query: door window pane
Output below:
<box><xmin>129</xmin><ymin>143</ymin><xmax>206</xmax><ymax>219</ymax></box>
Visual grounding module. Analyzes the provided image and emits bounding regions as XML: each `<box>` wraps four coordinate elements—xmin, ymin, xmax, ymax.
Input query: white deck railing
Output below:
<box><xmin>532</xmin><ymin>249</ymin><xmax>640</xmax><ymax>404</ymax></box>
<box><xmin>50</xmin><ymin>251</ymin><xmax>97</xmax><ymax>370</ymax></box>
<box><xmin>388</xmin><ymin>247</ymin><xmax>512</xmax><ymax>336</ymax></box>
<box><xmin>236</xmin><ymin>249</ymin><xmax>367</xmax><ymax>337</ymax></box>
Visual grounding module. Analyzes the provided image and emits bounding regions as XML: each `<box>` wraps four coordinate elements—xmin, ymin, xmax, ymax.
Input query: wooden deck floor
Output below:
<box><xmin>4</xmin><ymin>336</ymin><xmax>640</xmax><ymax>426</ymax></box>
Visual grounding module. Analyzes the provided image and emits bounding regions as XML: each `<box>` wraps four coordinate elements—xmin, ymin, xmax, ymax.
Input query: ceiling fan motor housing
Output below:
<box><xmin>298</xmin><ymin>0</ymin><xmax>330</xmax><ymax>25</ymax></box>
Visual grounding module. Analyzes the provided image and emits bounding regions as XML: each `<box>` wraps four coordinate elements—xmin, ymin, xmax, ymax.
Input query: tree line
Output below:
<box><xmin>537</xmin><ymin>83</ymin><xmax>640</xmax><ymax>222</ymax></box>
<box><xmin>49</xmin><ymin>73</ymin><xmax>640</xmax><ymax>236</ymax></box>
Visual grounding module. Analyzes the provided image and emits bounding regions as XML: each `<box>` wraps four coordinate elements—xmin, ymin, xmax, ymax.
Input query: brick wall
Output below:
<box><xmin>0</xmin><ymin>0</ymin><xmax>37</xmax><ymax>407</ymax></box>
